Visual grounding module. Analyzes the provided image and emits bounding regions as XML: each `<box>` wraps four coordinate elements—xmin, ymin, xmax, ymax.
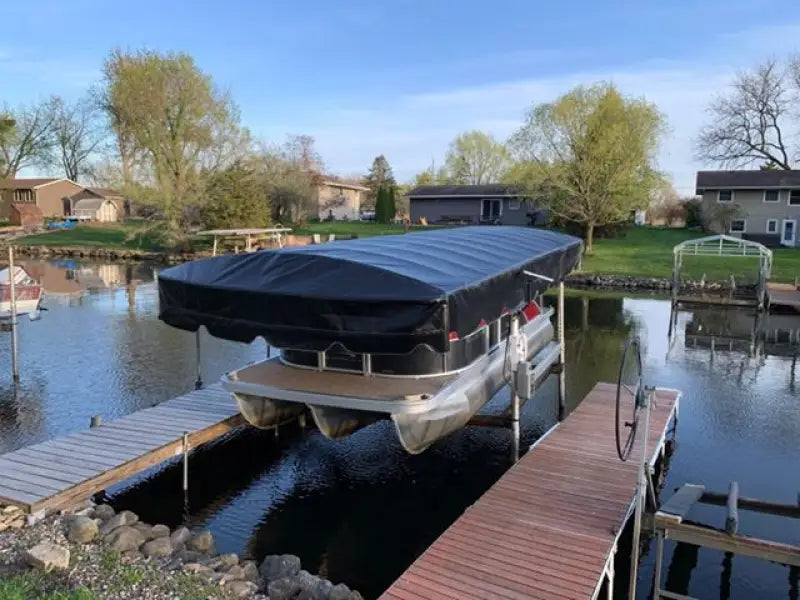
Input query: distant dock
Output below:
<box><xmin>381</xmin><ymin>382</ymin><xmax>680</xmax><ymax>600</ymax></box>
<box><xmin>0</xmin><ymin>383</ymin><xmax>243</xmax><ymax>514</ymax></box>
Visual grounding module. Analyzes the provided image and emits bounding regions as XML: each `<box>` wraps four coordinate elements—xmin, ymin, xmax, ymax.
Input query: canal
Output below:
<box><xmin>0</xmin><ymin>258</ymin><xmax>798</xmax><ymax>599</ymax></box>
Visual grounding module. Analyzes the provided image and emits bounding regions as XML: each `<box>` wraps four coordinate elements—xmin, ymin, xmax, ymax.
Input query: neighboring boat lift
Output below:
<box><xmin>196</xmin><ymin>227</ymin><xmax>293</xmax><ymax>255</ymax></box>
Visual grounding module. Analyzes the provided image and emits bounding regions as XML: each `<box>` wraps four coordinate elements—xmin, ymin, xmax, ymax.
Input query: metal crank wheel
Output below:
<box><xmin>616</xmin><ymin>337</ymin><xmax>643</xmax><ymax>461</ymax></box>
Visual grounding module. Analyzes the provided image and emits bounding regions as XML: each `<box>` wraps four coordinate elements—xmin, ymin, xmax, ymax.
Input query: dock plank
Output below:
<box><xmin>380</xmin><ymin>384</ymin><xmax>680</xmax><ymax>600</ymax></box>
<box><xmin>0</xmin><ymin>385</ymin><xmax>242</xmax><ymax>513</ymax></box>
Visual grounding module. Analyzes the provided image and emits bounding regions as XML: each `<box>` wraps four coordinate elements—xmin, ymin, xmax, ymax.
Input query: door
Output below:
<box><xmin>782</xmin><ymin>219</ymin><xmax>796</xmax><ymax>246</ymax></box>
<box><xmin>481</xmin><ymin>199</ymin><xmax>501</xmax><ymax>223</ymax></box>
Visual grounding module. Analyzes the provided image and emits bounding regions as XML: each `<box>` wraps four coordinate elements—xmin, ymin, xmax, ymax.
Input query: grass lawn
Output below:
<box><xmin>14</xmin><ymin>220</ymin><xmax>170</xmax><ymax>252</ymax></box>
<box><xmin>581</xmin><ymin>227</ymin><xmax>800</xmax><ymax>283</ymax></box>
<box><xmin>290</xmin><ymin>221</ymin><xmax>437</xmax><ymax>237</ymax></box>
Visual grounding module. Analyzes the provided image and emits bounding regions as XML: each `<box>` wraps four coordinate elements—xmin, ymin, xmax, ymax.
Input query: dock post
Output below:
<box><xmin>628</xmin><ymin>388</ymin><xmax>654</xmax><ymax>600</ymax></box>
<box><xmin>510</xmin><ymin>315</ymin><xmax>520</xmax><ymax>464</ymax></box>
<box><xmin>182</xmin><ymin>432</ymin><xmax>189</xmax><ymax>492</ymax></box>
<box><xmin>8</xmin><ymin>245</ymin><xmax>20</xmax><ymax>383</ymax></box>
<box><xmin>557</xmin><ymin>281</ymin><xmax>566</xmax><ymax>420</ymax></box>
<box><xmin>194</xmin><ymin>330</ymin><xmax>203</xmax><ymax>389</ymax></box>
<box><xmin>652</xmin><ymin>532</ymin><xmax>665</xmax><ymax>600</ymax></box>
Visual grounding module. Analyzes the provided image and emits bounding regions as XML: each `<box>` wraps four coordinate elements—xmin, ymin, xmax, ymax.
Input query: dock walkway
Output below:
<box><xmin>381</xmin><ymin>382</ymin><xmax>680</xmax><ymax>600</ymax></box>
<box><xmin>767</xmin><ymin>282</ymin><xmax>800</xmax><ymax>311</ymax></box>
<box><xmin>0</xmin><ymin>383</ymin><xmax>243</xmax><ymax>514</ymax></box>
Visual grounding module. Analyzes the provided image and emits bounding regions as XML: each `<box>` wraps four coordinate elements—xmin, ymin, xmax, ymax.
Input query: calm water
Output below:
<box><xmin>1</xmin><ymin>259</ymin><xmax>799</xmax><ymax>599</ymax></box>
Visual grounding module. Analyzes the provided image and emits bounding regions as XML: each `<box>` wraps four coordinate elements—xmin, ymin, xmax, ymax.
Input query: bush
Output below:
<box><xmin>684</xmin><ymin>198</ymin><xmax>703</xmax><ymax>229</ymax></box>
<box><xmin>201</xmin><ymin>164</ymin><xmax>271</xmax><ymax>229</ymax></box>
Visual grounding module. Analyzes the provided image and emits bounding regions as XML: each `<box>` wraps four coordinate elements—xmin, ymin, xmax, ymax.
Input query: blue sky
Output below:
<box><xmin>3</xmin><ymin>0</ymin><xmax>800</xmax><ymax>193</ymax></box>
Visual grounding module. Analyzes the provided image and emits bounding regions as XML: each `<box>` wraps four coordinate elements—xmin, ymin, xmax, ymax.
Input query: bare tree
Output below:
<box><xmin>0</xmin><ymin>97</ymin><xmax>59</xmax><ymax>178</ymax></box>
<box><xmin>697</xmin><ymin>59</ymin><xmax>794</xmax><ymax>169</ymax></box>
<box><xmin>50</xmin><ymin>96</ymin><xmax>104</xmax><ymax>181</ymax></box>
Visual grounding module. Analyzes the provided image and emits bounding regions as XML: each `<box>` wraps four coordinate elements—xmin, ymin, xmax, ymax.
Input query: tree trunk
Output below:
<box><xmin>584</xmin><ymin>222</ymin><xmax>595</xmax><ymax>254</ymax></box>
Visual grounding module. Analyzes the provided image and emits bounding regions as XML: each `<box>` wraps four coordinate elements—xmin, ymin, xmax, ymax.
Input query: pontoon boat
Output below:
<box><xmin>158</xmin><ymin>226</ymin><xmax>582</xmax><ymax>453</ymax></box>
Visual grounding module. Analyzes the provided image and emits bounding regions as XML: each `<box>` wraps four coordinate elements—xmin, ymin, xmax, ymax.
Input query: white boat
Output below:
<box><xmin>158</xmin><ymin>227</ymin><xmax>582</xmax><ymax>453</ymax></box>
<box><xmin>0</xmin><ymin>265</ymin><xmax>43</xmax><ymax>320</ymax></box>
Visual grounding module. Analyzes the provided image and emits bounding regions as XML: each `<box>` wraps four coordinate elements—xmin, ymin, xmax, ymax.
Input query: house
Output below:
<box><xmin>406</xmin><ymin>184</ymin><xmax>543</xmax><ymax>226</ymax></box>
<box><xmin>696</xmin><ymin>170</ymin><xmax>800</xmax><ymax>247</ymax></box>
<box><xmin>0</xmin><ymin>178</ymin><xmax>84</xmax><ymax>219</ymax></box>
<box><xmin>313</xmin><ymin>181</ymin><xmax>369</xmax><ymax>221</ymax></box>
<box><xmin>67</xmin><ymin>188</ymin><xmax>122</xmax><ymax>222</ymax></box>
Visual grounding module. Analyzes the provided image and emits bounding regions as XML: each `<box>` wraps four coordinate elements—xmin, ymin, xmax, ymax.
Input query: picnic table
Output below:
<box><xmin>197</xmin><ymin>227</ymin><xmax>293</xmax><ymax>256</ymax></box>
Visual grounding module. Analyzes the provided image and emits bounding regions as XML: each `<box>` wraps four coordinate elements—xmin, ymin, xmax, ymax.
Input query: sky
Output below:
<box><xmin>3</xmin><ymin>0</ymin><xmax>800</xmax><ymax>194</ymax></box>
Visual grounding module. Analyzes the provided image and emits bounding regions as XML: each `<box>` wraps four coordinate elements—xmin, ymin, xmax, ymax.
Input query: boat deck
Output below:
<box><xmin>380</xmin><ymin>382</ymin><xmax>680</xmax><ymax>600</ymax></box>
<box><xmin>0</xmin><ymin>383</ymin><xmax>243</xmax><ymax>514</ymax></box>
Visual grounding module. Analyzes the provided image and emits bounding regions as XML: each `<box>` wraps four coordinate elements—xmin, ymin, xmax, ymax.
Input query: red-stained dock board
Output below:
<box><xmin>381</xmin><ymin>381</ymin><xmax>680</xmax><ymax>600</ymax></box>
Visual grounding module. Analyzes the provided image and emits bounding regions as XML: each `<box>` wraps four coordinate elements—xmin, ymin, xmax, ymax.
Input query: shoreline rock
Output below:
<box><xmin>0</xmin><ymin>501</ymin><xmax>362</xmax><ymax>599</ymax></box>
<box><xmin>564</xmin><ymin>273</ymin><xmax>756</xmax><ymax>293</ymax></box>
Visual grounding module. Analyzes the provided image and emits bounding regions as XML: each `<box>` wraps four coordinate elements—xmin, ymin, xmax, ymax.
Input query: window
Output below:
<box><xmin>790</xmin><ymin>190</ymin><xmax>800</xmax><ymax>206</ymax></box>
<box><xmin>764</xmin><ymin>189</ymin><xmax>779</xmax><ymax>202</ymax></box>
<box><xmin>730</xmin><ymin>219</ymin><xmax>745</xmax><ymax>233</ymax></box>
<box><xmin>767</xmin><ymin>219</ymin><xmax>778</xmax><ymax>234</ymax></box>
<box><xmin>508</xmin><ymin>199</ymin><xmax>521</xmax><ymax>210</ymax></box>
<box><xmin>718</xmin><ymin>190</ymin><xmax>733</xmax><ymax>203</ymax></box>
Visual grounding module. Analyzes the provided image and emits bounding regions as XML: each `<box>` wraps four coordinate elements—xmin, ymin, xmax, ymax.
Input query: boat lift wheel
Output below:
<box><xmin>616</xmin><ymin>337</ymin><xmax>644</xmax><ymax>462</ymax></box>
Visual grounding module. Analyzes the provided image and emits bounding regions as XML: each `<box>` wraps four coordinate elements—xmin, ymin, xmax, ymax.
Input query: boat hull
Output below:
<box><xmin>225</xmin><ymin>312</ymin><xmax>556</xmax><ymax>453</ymax></box>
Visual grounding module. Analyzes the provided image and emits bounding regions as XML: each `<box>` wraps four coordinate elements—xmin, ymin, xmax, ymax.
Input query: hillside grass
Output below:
<box><xmin>14</xmin><ymin>220</ymin><xmax>170</xmax><ymax>252</ymax></box>
<box><xmin>581</xmin><ymin>227</ymin><xmax>800</xmax><ymax>283</ymax></box>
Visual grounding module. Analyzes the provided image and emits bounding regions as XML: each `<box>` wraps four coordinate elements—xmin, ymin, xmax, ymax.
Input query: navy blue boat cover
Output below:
<box><xmin>158</xmin><ymin>226</ymin><xmax>582</xmax><ymax>353</ymax></box>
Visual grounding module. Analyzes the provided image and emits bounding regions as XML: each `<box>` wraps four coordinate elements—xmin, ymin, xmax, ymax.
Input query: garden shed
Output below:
<box><xmin>72</xmin><ymin>197</ymin><xmax>120</xmax><ymax>222</ymax></box>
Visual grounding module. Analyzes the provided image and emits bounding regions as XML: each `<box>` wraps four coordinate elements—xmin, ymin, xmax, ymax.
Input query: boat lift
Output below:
<box><xmin>614</xmin><ymin>337</ymin><xmax>800</xmax><ymax>600</ymax></box>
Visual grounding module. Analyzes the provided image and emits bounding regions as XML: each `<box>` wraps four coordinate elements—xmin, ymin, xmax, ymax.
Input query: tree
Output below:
<box><xmin>697</xmin><ymin>59</ymin><xmax>794</xmax><ymax>170</ymax></box>
<box><xmin>444</xmin><ymin>130</ymin><xmax>509</xmax><ymax>184</ymax></box>
<box><xmin>99</xmin><ymin>49</ymin><xmax>243</xmax><ymax>235</ymax></box>
<box><xmin>201</xmin><ymin>163</ymin><xmax>270</xmax><ymax>229</ymax></box>
<box><xmin>0</xmin><ymin>97</ymin><xmax>59</xmax><ymax>178</ymax></box>
<box><xmin>411</xmin><ymin>163</ymin><xmax>449</xmax><ymax>186</ymax></box>
<box><xmin>50</xmin><ymin>96</ymin><xmax>104</xmax><ymax>181</ymax></box>
<box><xmin>365</xmin><ymin>155</ymin><xmax>396</xmax><ymax>199</ymax></box>
<box><xmin>375</xmin><ymin>184</ymin><xmax>396</xmax><ymax>223</ymax></box>
<box><xmin>251</xmin><ymin>136</ymin><xmax>323</xmax><ymax>223</ymax></box>
<box><xmin>0</xmin><ymin>116</ymin><xmax>14</xmax><ymax>175</ymax></box>
<box><xmin>508</xmin><ymin>83</ymin><xmax>665</xmax><ymax>253</ymax></box>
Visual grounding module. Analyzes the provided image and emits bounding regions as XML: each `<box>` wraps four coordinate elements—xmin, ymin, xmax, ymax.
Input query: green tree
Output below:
<box><xmin>375</xmin><ymin>184</ymin><xmax>396</xmax><ymax>223</ymax></box>
<box><xmin>201</xmin><ymin>163</ymin><xmax>270</xmax><ymax>229</ymax></box>
<box><xmin>444</xmin><ymin>130</ymin><xmax>509</xmax><ymax>184</ymax></box>
<box><xmin>365</xmin><ymin>155</ymin><xmax>396</xmax><ymax>199</ymax></box>
<box><xmin>509</xmin><ymin>83</ymin><xmax>665</xmax><ymax>253</ymax></box>
<box><xmin>100</xmin><ymin>49</ymin><xmax>244</xmax><ymax>235</ymax></box>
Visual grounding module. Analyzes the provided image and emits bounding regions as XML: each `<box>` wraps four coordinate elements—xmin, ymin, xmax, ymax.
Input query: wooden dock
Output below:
<box><xmin>0</xmin><ymin>383</ymin><xmax>243</xmax><ymax>514</ymax></box>
<box><xmin>381</xmin><ymin>382</ymin><xmax>680</xmax><ymax>600</ymax></box>
<box><xmin>767</xmin><ymin>282</ymin><xmax>800</xmax><ymax>311</ymax></box>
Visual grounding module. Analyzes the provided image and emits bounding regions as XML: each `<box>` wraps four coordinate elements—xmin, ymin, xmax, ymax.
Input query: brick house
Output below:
<box><xmin>0</xmin><ymin>178</ymin><xmax>84</xmax><ymax>219</ymax></box>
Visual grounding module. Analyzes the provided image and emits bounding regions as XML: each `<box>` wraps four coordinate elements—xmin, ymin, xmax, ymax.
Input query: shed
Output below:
<box><xmin>72</xmin><ymin>197</ymin><xmax>119</xmax><ymax>222</ymax></box>
<box><xmin>9</xmin><ymin>203</ymin><xmax>43</xmax><ymax>227</ymax></box>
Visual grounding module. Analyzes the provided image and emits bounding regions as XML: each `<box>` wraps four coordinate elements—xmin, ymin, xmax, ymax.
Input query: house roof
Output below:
<box><xmin>88</xmin><ymin>187</ymin><xmax>123</xmax><ymax>197</ymax></box>
<box><xmin>74</xmin><ymin>197</ymin><xmax>116</xmax><ymax>211</ymax></box>
<box><xmin>696</xmin><ymin>170</ymin><xmax>800</xmax><ymax>193</ymax></box>
<box><xmin>322</xmin><ymin>180</ymin><xmax>369</xmax><ymax>192</ymax></box>
<box><xmin>406</xmin><ymin>184</ymin><xmax>526</xmax><ymax>198</ymax></box>
<box><xmin>0</xmin><ymin>178</ymin><xmax>67</xmax><ymax>190</ymax></box>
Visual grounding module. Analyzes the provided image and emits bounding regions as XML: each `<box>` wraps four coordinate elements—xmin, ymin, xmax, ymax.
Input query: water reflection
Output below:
<box><xmin>0</xmin><ymin>261</ymin><xmax>798</xmax><ymax>598</ymax></box>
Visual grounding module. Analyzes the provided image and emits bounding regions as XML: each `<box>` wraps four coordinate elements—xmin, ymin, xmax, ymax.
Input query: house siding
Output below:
<box><xmin>410</xmin><ymin>197</ymin><xmax>530</xmax><ymax>226</ymax></box>
<box><xmin>315</xmin><ymin>184</ymin><xmax>362</xmax><ymax>220</ymax></box>
<box><xmin>36</xmin><ymin>180</ymin><xmax>84</xmax><ymax>217</ymax></box>
<box><xmin>702</xmin><ymin>188</ymin><xmax>800</xmax><ymax>246</ymax></box>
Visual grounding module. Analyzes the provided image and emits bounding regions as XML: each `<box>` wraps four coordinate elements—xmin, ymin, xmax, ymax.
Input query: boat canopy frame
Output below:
<box><xmin>672</xmin><ymin>235</ymin><xmax>772</xmax><ymax>306</ymax></box>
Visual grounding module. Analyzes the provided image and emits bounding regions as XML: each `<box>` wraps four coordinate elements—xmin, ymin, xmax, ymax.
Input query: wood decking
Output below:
<box><xmin>767</xmin><ymin>282</ymin><xmax>800</xmax><ymax>311</ymax></box>
<box><xmin>0</xmin><ymin>383</ymin><xmax>243</xmax><ymax>514</ymax></box>
<box><xmin>381</xmin><ymin>382</ymin><xmax>680</xmax><ymax>600</ymax></box>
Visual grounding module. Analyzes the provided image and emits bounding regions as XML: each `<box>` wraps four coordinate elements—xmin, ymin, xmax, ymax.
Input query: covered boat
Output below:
<box><xmin>158</xmin><ymin>226</ymin><xmax>582</xmax><ymax>452</ymax></box>
<box><xmin>0</xmin><ymin>265</ymin><xmax>43</xmax><ymax>320</ymax></box>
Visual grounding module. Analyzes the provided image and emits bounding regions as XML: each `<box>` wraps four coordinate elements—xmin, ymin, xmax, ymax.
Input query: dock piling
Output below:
<box><xmin>182</xmin><ymin>431</ymin><xmax>189</xmax><ymax>492</ymax></box>
<box><xmin>8</xmin><ymin>245</ymin><xmax>19</xmax><ymax>383</ymax></box>
<box><xmin>194</xmin><ymin>330</ymin><xmax>203</xmax><ymax>390</ymax></box>
<box><xmin>557</xmin><ymin>281</ymin><xmax>566</xmax><ymax>420</ymax></box>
